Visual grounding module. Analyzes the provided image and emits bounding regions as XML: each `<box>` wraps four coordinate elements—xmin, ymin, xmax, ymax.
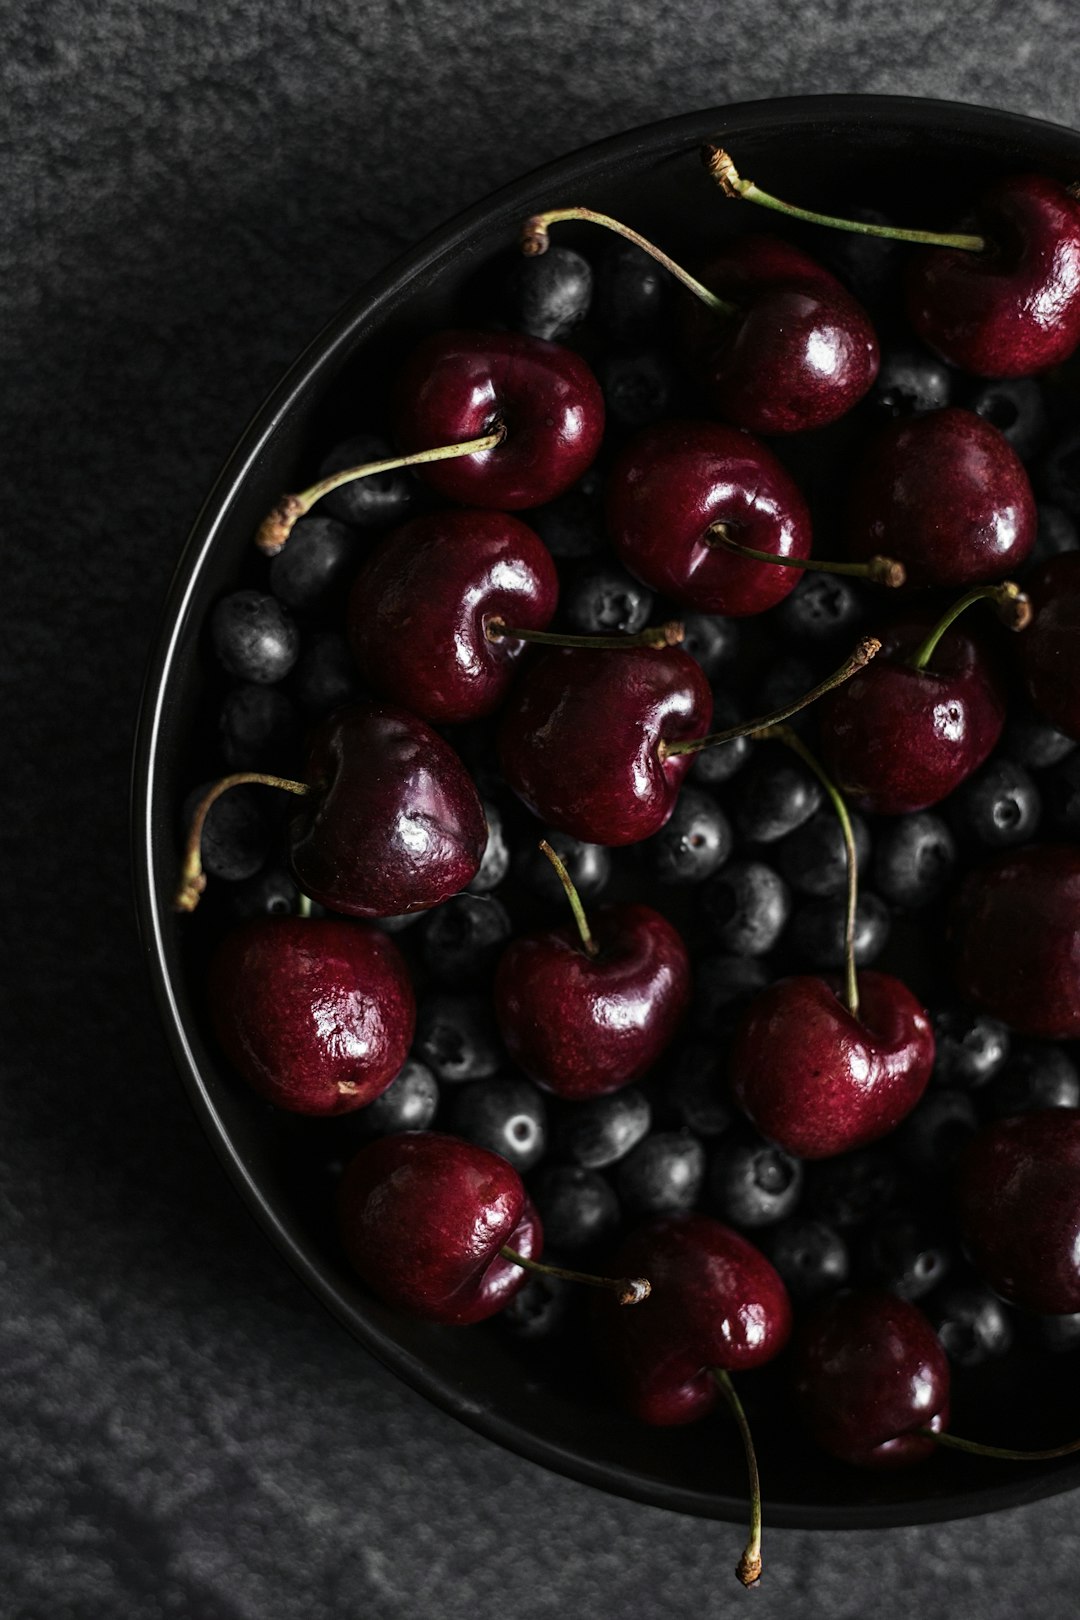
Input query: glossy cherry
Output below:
<box><xmin>393</xmin><ymin>329</ymin><xmax>605</xmax><ymax>509</ymax></box>
<box><xmin>347</xmin><ymin>510</ymin><xmax>560</xmax><ymax>722</ymax></box>
<box><xmin>950</xmin><ymin>845</ymin><xmax>1080</xmax><ymax>1038</ymax></box>
<box><xmin>1018</xmin><ymin>553</ymin><xmax>1080</xmax><ymax>739</ymax></box>
<box><xmin>208</xmin><ymin>917</ymin><xmax>415</xmax><ymax>1114</ymax></box>
<box><xmin>790</xmin><ymin>1292</ymin><xmax>949</xmax><ymax>1468</ymax></box>
<box><xmin>957</xmin><ymin>1110</ymin><xmax>1080</xmax><ymax>1314</ymax></box>
<box><xmin>847</xmin><ymin>409</ymin><xmax>1036</xmax><ymax>587</ymax></box>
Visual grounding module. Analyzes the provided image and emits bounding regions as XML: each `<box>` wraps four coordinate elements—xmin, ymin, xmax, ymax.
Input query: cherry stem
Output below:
<box><xmin>707</xmin><ymin>524</ymin><xmax>905</xmax><ymax>589</ymax></box>
<box><xmin>702</xmin><ymin>145</ymin><xmax>987</xmax><ymax>254</ymax></box>
<box><xmin>909</xmin><ymin>581</ymin><xmax>1032</xmax><ymax>672</ymax></box>
<box><xmin>661</xmin><ymin>636</ymin><xmax>881</xmax><ymax>762</ymax></box>
<box><xmin>499</xmin><ymin>1246</ymin><xmax>650</xmax><ymax>1306</ymax></box>
<box><xmin>297</xmin><ymin>891</ymin><xmax>313</xmax><ymax>920</ymax></box>
<box><xmin>538</xmin><ymin>839</ymin><xmax>598</xmax><ymax>958</ymax></box>
<box><xmin>486</xmin><ymin>617</ymin><xmax>684</xmax><ymax>652</ymax></box>
<box><xmin>922</xmin><ymin>1428</ymin><xmax>1080</xmax><ymax>1462</ymax></box>
<box><xmin>254</xmin><ymin>424</ymin><xmax>507</xmax><ymax>555</ymax></box>
<box><xmin>710</xmin><ymin>1369</ymin><xmax>763</xmax><ymax>1587</ymax></box>
<box><xmin>521</xmin><ymin>207</ymin><xmax>738</xmax><ymax>318</ymax></box>
<box><xmin>754</xmin><ymin>725</ymin><xmax>860</xmax><ymax>1019</ymax></box>
<box><xmin>173</xmin><ymin>773</ymin><xmax>312</xmax><ymax>913</ymax></box>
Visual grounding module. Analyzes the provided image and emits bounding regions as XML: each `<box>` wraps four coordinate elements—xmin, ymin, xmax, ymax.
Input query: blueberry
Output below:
<box><xmin>290</xmin><ymin>629</ymin><xmax>361</xmax><ymax>716</ymax></box>
<box><xmin>564</xmin><ymin>559</ymin><xmax>653</xmax><ymax>636</ymax></box>
<box><xmin>779</xmin><ymin>807</ymin><xmax>871</xmax><ymax>899</ymax></box>
<box><xmin>953</xmin><ymin>758</ymin><xmax>1041</xmax><ymax>848</ymax></box>
<box><xmin>650</xmin><ymin>1041</ymin><xmax>733</xmax><ymax>1136</ymax></box>
<box><xmin>616</xmin><ymin>1130</ymin><xmax>706</xmax><ymax>1218</ymax></box>
<box><xmin>181</xmin><ymin>781</ymin><xmax>271</xmax><ymax>882</ymax></box>
<box><xmin>359</xmin><ymin>1057</ymin><xmax>439</xmax><ymax>1136</ymax></box>
<box><xmin>927</xmin><ymin>1280</ymin><xmax>1013</xmax><ymax>1367</ymax></box>
<box><xmin>710</xmin><ymin>1131</ymin><xmax>803</xmax><ymax>1228</ymax></box>
<box><xmin>421</xmin><ymin>894</ymin><xmax>511</xmax><ymax>988</ymax></box>
<box><xmin>499</xmin><ymin>1274</ymin><xmax>570</xmax><ymax>1340</ymax></box>
<box><xmin>691</xmin><ymin>954</ymin><xmax>772</xmax><ymax>1036</ymax></box>
<box><xmin>732</xmin><ymin>750</ymin><xmax>824</xmax><ymax>844</ymax></box>
<box><xmin>788</xmin><ymin>892</ymin><xmax>891</xmax><ymax>969</ymax></box>
<box><xmin>372</xmin><ymin>911</ymin><xmax>425</xmax><ymax>935</ymax></box>
<box><xmin>894</xmin><ymin>1089</ymin><xmax>977</xmax><ymax>1178</ymax></box>
<box><xmin>528</xmin><ymin>469</ymin><xmax>605</xmax><ymax>560</ymax></box>
<box><xmin>869</xmin><ymin>345</ymin><xmax>953</xmax><ymax>419</ymax></box>
<box><xmin>503</xmin><ymin>245</ymin><xmax>592</xmax><ymax>342</ymax></box>
<box><xmin>1026</xmin><ymin>501</ymin><xmax>1080</xmax><ymax>570</ymax></box>
<box><xmin>210</xmin><ymin>590</ymin><xmax>300</xmax><ymax>684</ymax></box>
<box><xmin>818</xmin><ymin>210</ymin><xmax>902</xmax><ymax>313</ymax></box>
<box><xmin>218</xmin><ymin>684</ymin><xmax>300</xmax><ymax>771</ymax></box>
<box><xmin>1021</xmin><ymin>1312</ymin><xmax>1080</xmax><ymax>1353</ymax></box>
<box><xmin>516</xmin><ymin>830</ymin><xmax>610</xmax><ymax>906</ymax></box>
<box><xmin>596</xmin><ymin>348</ymin><xmax>677</xmax><ymax>430</ymax></box>
<box><xmin>700</xmin><ymin>861</ymin><xmax>791</xmax><ymax>956</ymax></box>
<box><xmin>690</xmin><ymin>694</ymin><xmax>751</xmax><ymax>786</ymax></box>
<box><xmin>269</xmin><ymin>515</ymin><xmax>358</xmax><ymax>610</ymax></box>
<box><xmin>766</xmin><ymin>1217</ymin><xmax>849</xmax><ymax>1303</ymax></box>
<box><xmin>1001</xmin><ymin>703</ymin><xmax>1076</xmax><ymax>771</ymax></box>
<box><xmin>552</xmin><ymin>1087</ymin><xmax>651</xmax><ymax>1169</ymax></box>
<box><xmin>413</xmin><ymin>994</ymin><xmax>504</xmax><ymax>1084</ymax></box>
<box><xmin>805</xmin><ymin>1148</ymin><xmax>899</xmax><ymax>1230</ymax></box>
<box><xmin>1043</xmin><ymin>751</ymin><xmax>1080</xmax><ymax>838</ymax></box>
<box><xmin>645</xmin><ymin>786</ymin><xmax>732</xmax><ymax>885</ymax></box>
<box><xmin>593</xmin><ymin>239</ymin><xmax>670</xmax><ymax>341</ymax></box>
<box><xmin>931</xmin><ymin>1007</ymin><xmax>1010</xmax><ymax>1089</ymax></box>
<box><xmin>227</xmin><ymin>866</ymin><xmax>302</xmax><ymax>920</ymax></box>
<box><xmin>756</xmin><ymin>653</ymin><xmax>820</xmax><ymax>721</ymax></box>
<box><xmin>872</xmin><ymin>811</ymin><xmax>956</xmax><ymax>908</ymax></box>
<box><xmin>680</xmin><ymin>613</ymin><xmax>739</xmax><ymax>679</ymax></box>
<box><xmin>856</xmin><ymin>1214</ymin><xmax>952</xmax><ymax>1301</ymax></box>
<box><xmin>982</xmin><ymin>1040</ymin><xmax>1080</xmax><ymax>1117</ymax></box>
<box><xmin>316</xmin><ymin>433</ymin><xmax>419</xmax><ymax>528</ymax></box>
<box><xmin>773</xmin><ymin>574</ymin><xmax>865</xmax><ymax>645</ymax></box>
<box><xmin>468</xmin><ymin>801</ymin><xmax>511</xmax><ymax>895</ymax></box>
<box><xmin>966</xmin><ymin>376</ymin><xmax>1047</xmax><ymax>461</ymax></box>
<box><xmin>529</xmin><ymin>1165</ymin><xmax>620</xmax><ymax>1251</ymax></box>
<box><xmin>446</xmin><ymin>1074</ymin><xmax>547</xmax><ymax>1172</ymax></box>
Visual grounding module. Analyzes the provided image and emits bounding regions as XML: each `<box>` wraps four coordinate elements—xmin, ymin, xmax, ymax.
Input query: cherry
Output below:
<box><xmin>957</xmin><ymin>1110</ymin><xmax>1080</xmax><ymax>1314</ymax></box>
<box><xmin>949</xmin><ymin>844</ymin><xmax>1080</xmax><ymax>1039</ymax></box>
<box><xmin>522</xmin><ymin>211</ymin><xmax>878</xmax><ymax>434</ymax></box>
<box><xmin>208</xmin><ymin>917</ymin><xmax>414</xmax><ymax>1114</ymax></box>
<box><xmin>175</xmin><ymin>701</ymin><xmax>487</xmax><ymax>918</ymax></box>
<box><xmin>493</xmin><ymin>841</ymin><xmax>691</xmax><ymax>1098</ymax></box>
<box><xmin>393</xmin><ymin>329</ymin><xmax>605</xmax><ymax>509</ymax></box>
<box><xmin>1017</xmin><ymin>553</ymin><xmax>1080</xmax><ymax>739</ymax></box>
<box><xmin>847</xmin><ymin>409</ymin><xmax>1036</xmax><ymax>587</ymax></box>
<box><xmin>707</xmin><ymin>149</ymin><xmax>1080</xmax><ymax>377</ymax></box>
<box><xmin>820</xmin><ymin>586</ymin><xmax>1028</xmax><ymax>815</ymax></box>
<box><xmin>337</xmin><ymin>1132</ymin><xmax>648</xmax><ymax>1325</ymax></box>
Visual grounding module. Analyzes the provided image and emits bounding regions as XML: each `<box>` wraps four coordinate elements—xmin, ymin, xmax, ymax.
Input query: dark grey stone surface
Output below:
<box><xmin>6</xmin><ymin>3</ymin><xmax>1080</xmax><ymax>1615</ymax></box>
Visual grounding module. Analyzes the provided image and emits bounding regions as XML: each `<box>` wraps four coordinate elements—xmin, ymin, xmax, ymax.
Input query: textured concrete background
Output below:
<box><xmin>6</xmin><ymin>2</ymin><xmax>1080</xmax><ymax>1615</ymax></box>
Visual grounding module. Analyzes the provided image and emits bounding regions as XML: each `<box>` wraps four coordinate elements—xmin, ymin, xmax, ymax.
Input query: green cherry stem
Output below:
<box><xmin>538</xmin><ymin>838</ymin><xmax>598</xmax><ymax>958</ymax></box>
<box><xmin>707</xmin><ymin>523</ymin><xmax>906</xmax><ymax>588</ymax></box>
<box><xmin>521</xmin><ymin>208</ymin><xmax>738</xmax><ymax>318</ymax></box>
<box><xmin>909</xmin><ymin>581</ymin><xmax>1032</xmax><ymax>673</ymax></box>
<box><xmin>486</xmin><ymin>617</ymin><xmax>684</xmax><ymax>652</ymax></box>
<box><xmin>922</xmin><ymin>1429</ymin><xmax>1080</xmax><ymax>1462</ymax></box>
<box><xmin>660</xmin><ymin>636</ymin><xmax>882</xmax><ymax>762</ymax></box>
<box><xmin>753</xmin><ymin>724</ymin><xmax>861</xmax><ymax>1019</ymax></box>
<box><xmin>702</xmin><ymin>146</ymin><xmax>988</xmax><ymax>254</ymax></box>
<box><xmin>499</xmin><ymin>1245</ymin><xmax>650</xmax><ymax>1306</ymax></box>
<box><xmin>255</xmin><ymin>424</ymin><xmax>507</xmax><ymax>555</ymax></box>
<box><xmin>174</xmin><ymin>772</ymin><xmax>312</xmax><ymax>913</ymax></box>
<box><xmin>710</xmin><ymin>1369</ymin><xmax>764</xmax><ymax>1587</ymax></box>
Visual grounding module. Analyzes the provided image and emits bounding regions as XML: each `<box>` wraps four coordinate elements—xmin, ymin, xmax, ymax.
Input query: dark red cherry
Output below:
<box><xmin>950</xmin><ymin>845</ymin><xmax>1080</xmax><ymax>1039</ymax></box>
<box><xmin>347</xmin><ymin>510</ymin><xmax>559</xmax><ymax>723</ymax></box>
<box><xmin>1018</xmin><ymin>554</ymin><xmax>1080</xmax><ymax>740</ymax></box>
<box><xmin>208</xmin><ymin>917</ymin><xmax>415</xmax><ymax>1114</ymax></box>
<box><xmin>593</xmin><ymin>1214</ymin><xmax>792</xmax><ymax>1426</ymax></box>
<box><xmin>847</xmin><ymin>409</ymin><xmax>1036</xmax><ymax>587</ymax></box>
<box><xmin>494</xmin><ymin>903</ymin><xmax>691</xmax><ymax>1099</ymax></box>
<box><xmin>906</xmin><ymin>175</ymin><xmax>1080</xmax><ymax>377</ymax></box>
<box><xmin>957</xmin><ymin>1110</ymin><xmax>1080</xmax><ymax>1314</ymax></box>
<box><xmin>820</xmin><ymin>617</ymin><xmax>1005</xmax><ymax>814</ymax></box>
<box><xmin>791</xmin><ymin>1291</ymin><xmax>949</xmax><ymax>1467</ymax></box>
<box><xmin>336</xmin><ymin>1132</ymin><xmax>540</xmax><ymax>1325</ymax></box>
<box><xmin>393</xmin><ymin>329</ymin><xmax>604</xmax><ymax>509</ymax></box>
<box><xmin>498</xmin><ymin>646</ymin><xmax>712</xmax><ymax>845</ymax></box>
<box><xmin>684</xmin><ymin>235</ymin><xmax>879</xmax><ymax>435</ymax></box>
<box><xmin>730</xmin><ymin>971</ymin><xmax>934</xmax><ymax>1159</ymax></box>
<box><xmin>605</xmin><ymin>419</ymin><xmax>811</xmax><ymax>615</ymax></box>
<box><xmin>292</xmin><ymin>701</ymin><xmax>488</xmax><ymax>916</ymax></box>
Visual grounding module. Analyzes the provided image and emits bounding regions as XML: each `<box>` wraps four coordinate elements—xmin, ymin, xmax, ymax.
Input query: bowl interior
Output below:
<box><xmin>134</xmin><ymin>95</ymin><xmax>1080</xmax><ymax>1528</ymax></box>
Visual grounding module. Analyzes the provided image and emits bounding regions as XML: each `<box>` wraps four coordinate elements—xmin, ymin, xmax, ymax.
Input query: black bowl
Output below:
<box><xmin>132</xmin><ymin>94</ymin><xmax>1080</xmax><ymax>1529</ymax></box>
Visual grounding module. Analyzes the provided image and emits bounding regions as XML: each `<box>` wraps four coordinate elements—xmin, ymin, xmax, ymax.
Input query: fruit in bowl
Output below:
<box><xmin>134</xmin><ymin>97</ymin><xmax>1080</xmax><ymax>1568</ymax></box>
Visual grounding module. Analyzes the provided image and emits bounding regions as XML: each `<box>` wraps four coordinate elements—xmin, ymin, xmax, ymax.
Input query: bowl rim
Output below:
<box><xmin>131</xmin><ymin>92</ymin><xmax>1080</xmax><ymax>1530</ymax></box>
